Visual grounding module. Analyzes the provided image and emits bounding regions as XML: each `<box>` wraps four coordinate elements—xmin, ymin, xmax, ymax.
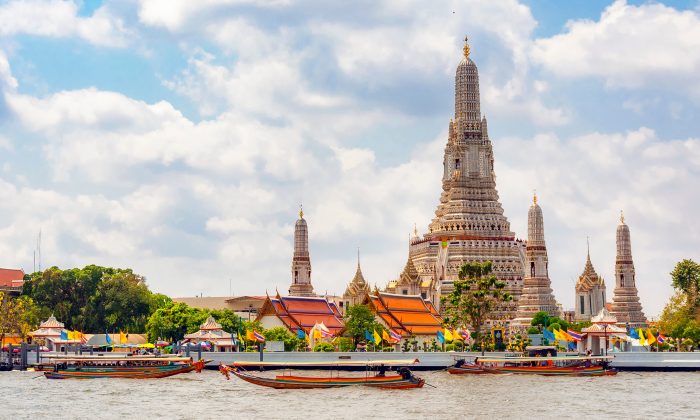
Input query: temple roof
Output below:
<box><xmin>200</xmin><ymin>315</ymin><xmax>222</xmax><ymax>331</ymax></box>
<box><xmin>39</xmin><ymin>315</ymin><xmax>64</xmax><ymax>329</ymax></box>
<box><xmin>257</xmin><ymin>295</ymin><xmax>344</xmax><ymax>335</ymax></box>
<box><xmin>576</xmin><ymin>251</ymin><xmax>605</xmax><ymax>291</ymax></box>
<box><xmin>0</xmin><ymin>268</ymin><xmax>25</xmax><ymax>288</ymax></box>
<box><xmin>366</xmin><ymin>292</ymin><xmax>442</xmax><ymax>336</ymax></box>
<box><xmin>343</xmin><ymin>259</ymin><xmax>370</xmax><ymax>298</ymax></box>
<box><xmin>591</xmin><ymin>307</ymin><xmax>617</xmax><ymax>324</ymax></box>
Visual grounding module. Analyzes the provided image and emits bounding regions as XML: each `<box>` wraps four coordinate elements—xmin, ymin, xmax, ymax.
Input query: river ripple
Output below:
<box><xmin>0</xmin><ymin>369</ymin><xmax>697</xmax><ymax>419</ymax></box>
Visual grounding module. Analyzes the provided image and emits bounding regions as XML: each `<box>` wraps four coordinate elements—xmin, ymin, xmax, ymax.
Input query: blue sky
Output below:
<box><xmin>1</xmin><ymin>0</ymin><xmax>699</xmax><ymax>318</ymax></box>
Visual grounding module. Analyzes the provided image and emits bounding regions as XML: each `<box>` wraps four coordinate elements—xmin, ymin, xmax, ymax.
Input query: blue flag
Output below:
<box><xmin>628</xmin><ymin>328</ymin><xmax>639</xmax><ymax>339</ymax></box>
<box><xmin>60</xmin><ymin>330</ymin><xmax>68</xmax><ymax>340</ymax></box>
<box><xmin>105</xmin><ymin>331</ymin><xmax>112</xmax><ymax>345</ymax></box>
<box><xmin>364</xmin><ymin>330</ymin><xmax>373</xmax><ymax>343</ymax></box>
<box><xmin>297</xmin><ymin>328</ymin><xmax>306</xmax><ymax>339</ymax></box>
<box><xmin>436</xmin><ymin>330</ymin><xmax>445</xmax><ymax>344</ymax></box>
<box><xmin>543</xmin><ymin>328</ymin><xmax>555</xmax><ymax>342</ymax></box>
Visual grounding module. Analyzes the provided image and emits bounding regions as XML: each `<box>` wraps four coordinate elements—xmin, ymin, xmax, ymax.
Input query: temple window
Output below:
<box><xmin>455</xmin><ymin>159</ymin><xmax>460</xmax><ymax>169</ymax></box>
<box><xmin>620</xmin><ymin>274</ymin><xmax>625</xmax><ymax>287</ymax></box>
<box><xmin>530</xmin><ymin>262</ymin><xmax>535</xmax><ymax>277</ymax></box>
<box><xmin>402</xmin><ymin>290</ymin><xmax>408</xmax><ymax>295</ymax></box>
<box><xmin>579</xmin><ymin>296</ymin><xmax>584</xmax><ymax>314</ymax></box>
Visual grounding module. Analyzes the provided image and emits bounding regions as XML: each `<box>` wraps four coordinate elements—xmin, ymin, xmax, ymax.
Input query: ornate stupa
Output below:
<box><xmin>610</xmin><ymin>212</ymin><xmax>647</xmax><ymax>327</ymax></box>
<box><xmin>341</xmin><ymin>250</ymin><xmax>370</xmax><ymax>312</ymax></box>
<box><xmin>513</xmin><ymin>194</ymin><xmax>560</xmax><ymax>325</ymax></box>
<box><xmin>408</xmin><ymin>36</ymin><xmax>525</xmax><ymax>320</ymax></box>
<box><xmin>289</xmin><ymin>206</ymin><xmax>315</xmax><ymax>297</ymax></box>
<box><xmin>574</xmin><ymin>241</ymin><xmax>606</xmax><ymax>321</ymax></box>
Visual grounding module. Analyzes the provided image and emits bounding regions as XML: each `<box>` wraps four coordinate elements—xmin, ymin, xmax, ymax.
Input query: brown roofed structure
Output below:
<box><xmin>365</xmin><ymin>291</ymin><xmax>443</xmax><ymax>337</ymax></box>
<box><xmin>257</xmin><ymin>294</ymin><xmax>344</xmax><ymax>335</ymax></box>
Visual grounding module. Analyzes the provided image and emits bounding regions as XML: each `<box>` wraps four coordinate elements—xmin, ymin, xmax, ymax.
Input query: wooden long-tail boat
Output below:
<box><xmin>41</xmin><ymin>356</ymin><xmax>208</xmax><ymax>379</ymax></box>
<box><xmin>219</xmin><ymin>359</ymin><xmax>425</xmax><ymax>389</ymax></box>
<box><xmin>449</xmin><ymin>356</ymin><xmax>617</xmax><ymax>376</ymax></box>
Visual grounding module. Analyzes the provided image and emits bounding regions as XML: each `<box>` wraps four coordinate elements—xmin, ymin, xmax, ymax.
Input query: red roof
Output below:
<box><xmin>368</xmin><ymin>292</ymin><xmax>443</xmax><ymax>336</ymax></box>
<box><xmin>0</xmin><ymin>268</ymin><xmax>25</xmax><ymax>288</ymax></box>
<box><xmin>257</xmin><ymin>295</ymin><xmax>345</xmax><ymax>335</ymax></box>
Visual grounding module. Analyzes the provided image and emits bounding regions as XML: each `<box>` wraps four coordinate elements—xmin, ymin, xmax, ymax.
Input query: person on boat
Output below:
<box><xmin>545</xmin><ymin>351</ymin><xmax>554</xmax><ymax>367</ymax></box>
<box><xmin>454</xmin><ymin>359</ymin><xmax>466</xmax><ymax>368</ymax></box>
<box><xmin>377</xmin><ymin>364</ymin><xmax>387</xmax><ymax>377</ymax></box>
<box><xmin>397</xmin><ymin>367</ymin><xmax>412</xmax><ymax>381</ymax></box>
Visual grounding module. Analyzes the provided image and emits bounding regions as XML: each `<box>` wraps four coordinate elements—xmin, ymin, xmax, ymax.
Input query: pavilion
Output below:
<box><xmin>364</xmin><ymin>291</ymin><xmax>443</xmax><ymax>345</ymax></box>
<box><xmin>183</xmin><ymin>316</ymin><xmax>235</xmax><ymax>352</ymax></box>
<box><xmin>578</xmin><ymin>308</ymin><xmax>629</xmax><ymax>354</ymax></box>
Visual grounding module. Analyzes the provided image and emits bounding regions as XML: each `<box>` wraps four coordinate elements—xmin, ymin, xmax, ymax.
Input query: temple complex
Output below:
<box><xmin>385</xmin><ymin>248</ymin><xmax>438</xmax><ymax>302</ymax></box>
<box><xmin>257</xmin><ymin>294</ymin><xmax>344</xmax><ymax>336</ymax></box>
<box><xmin>574</xmin><ymin>244</ymin><xmax>607</xmax><ymax>322</ymax></box>
<box><xmin>340</xmin><ymin>250</ymin><xmax>370</xmax><ymax>314</ymax></box>
<box><xmin>610</xmin><ymin>212</ymin><xmax>647</xmax><ymax>328</ymax></box>
<box><xmin>289</xmin><ymin>207</ymin><xmax>315</xmax><ymax>297</ymax></box>
<box><xmin>183</xmin><ymin>315</ymin><xmax>235</xmax><ymax>352</ymax></box>
<box><xmin>404</xmin><ymin>36</ymin><xmax>525</xmax><ymax>323</ymax></box>
<box><xmin>513</xmin><ymin>194</ymin><xmax>560</xmax><ymax>326</ymax></box>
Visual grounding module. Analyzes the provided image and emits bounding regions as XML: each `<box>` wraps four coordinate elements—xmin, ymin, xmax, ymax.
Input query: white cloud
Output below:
<box><xmin>0</xmin><ymin>0</ymin><xmax>131</xmax><ymax>47</ymax></box>
<box><xmin>531</xmin><ymin>0</ymin><xmax>700</xmax><ymax>94</ymax></box>
<box><xmin>496</xmin><ymin>128</ymin><xmax>700</xmax><ymax>316</ymax></box>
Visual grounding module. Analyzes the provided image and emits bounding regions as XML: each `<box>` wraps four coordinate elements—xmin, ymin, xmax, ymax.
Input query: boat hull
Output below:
<box><xmin>447</xmin><ymin>365</ymin><xmax>490</xmax><ymax>375</ymax></box>
<box><xmin>480</xmin><ymin>365</ymin><xmax>615</xmax><ymax>376</ymax></box>
<box><xmin>44</xmin><ymin>364</ymin><xmax>199</xmax><ymax>379</ymax></box>
<box><xmin>227</xmin><ymin>368</ymin><xmax>424</xmax><ymax>389</ymax></box>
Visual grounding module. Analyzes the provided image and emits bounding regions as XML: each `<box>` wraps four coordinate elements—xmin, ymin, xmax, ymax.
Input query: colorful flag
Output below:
<box><xmin>373</xmin><ymin>329</ymin><xmax>382</xmax><ymax>345</ymax></box>
<box><xmin>105</xmin><ymin>331</ymin><xmax>112</xmax><ymax>345</ymax></box>
<box><xmin>389</xmin><ymin>330</ymin><xmax>402</xmax><ymax>343</ymax></box>
<box><xmin>60</xmin><ymin>330</ymin><xmax>68</xmax><ymax>341</ymax></box>
<box><xmin>628</xmin><ymin>328</ymin><xmax>639</xmax><ymax>339</ymax></box>
<box><xmin>646</xmin><ymin>329</ymin><xmax>656</xmax><ymax>345</ymax></box>
<box><xmin>543</xmin><ymin>328</ymin><xmax>555</xmax><ymax>342</ymax></box>
<box><xmin>313</xmin><ymin>328</ymin><xmax>322</xmax><ymax>339</ymax></box>
<box><xmin>253</xmin><ymin>331</ymin><xmax>265</xmax><ymax>342</ymax></box>
<box><xmin>436</xmin><ymin>330</ymin><xmax>445</xmax><ymax>344</ymax></box>
<box><xmin>320</xmin><ymin>329</ymin><xmax>333</xmax><ymax>338</ymax></box>
<box><xmin>382</xmin><ymin>330</ymin><xmax>391</xmax><ymax>343</ymax></box>
<box><xmin>246</xmin><ymin>330</ymin><xmax>256</xmax><ymax>341</ymax></box>
<box><xmin>638</xmin><ymin>329</ymin><xmax>646</xmax><ymax>346</ymax></box>
<box><xmin>461</xmin><ymin>329</ymin><xmax>471</xmax><ymax>341</ymax></box>
<box><xmin>297</xmin><ymin>328</ymin><xmax>306</xmax><ymax>339</ymax></box>
<box><xmin>657</xmin><ymin>334</ymin><xmax>667</xmax><ymax>343</ymax></box>
<box><xmin>364</xmin><ymin>329</ymin><xmax>373</xmax><ymax>343</ymax></box>
<box><xmin>567</xmin><ymin>329</ymin><xmax>583</xmax><ymax>341</ymax></box>
<box><xmin>444</xmin><ymin>328</ymin><xmax>454</xmax><ymax>342</ymax></box>
<box><xmin>80</xmin><ymin>332</ymin><xmax>87</xmax><ymax>345</ymax></box>
<box><xmin>119</xmin><ymin>331</ymin><xmax>127</xmax><ymax>344</ymax></box>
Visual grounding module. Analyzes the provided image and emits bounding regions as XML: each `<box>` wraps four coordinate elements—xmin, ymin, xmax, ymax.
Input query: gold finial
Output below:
<box><xmin>463</xmin><ymin>35</ymin><xmax>470</xmax><ymax>59</ymax></box>
<box><xmin>299</xmin><ymin>204</ymin><xmax>304</xmax><ymax>219</ymax></box>
<box><xmin>533</xmin><ymin>189</ymin><xmax>537</xmax><ymax>205</ymax></box>
<box><xmin>620</xmin><ymin>210</ymin><xmax>625</xmax><ymax>224</ymax></box>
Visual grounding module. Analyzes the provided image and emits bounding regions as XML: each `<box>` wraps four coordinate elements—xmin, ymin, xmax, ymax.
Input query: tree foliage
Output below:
<box><xmin>145</xmin><ymin>302</ymin><xmax>210</xmax><ymax>341</ymax></box>
<box><xmin>22</xmin><ymin>265</ymin><xmax>165</xmax><ymax>333</ymax></box>
<box><xmin>671</xmin><ymin>259</ymin><xmax>700</xmax><ymax>309</ymax></box>
<box><xmin>343</xmin><ymin>304</ymin><xmax>383</xmax><ymax>343</ymax></box>
<box><xmin>0</xmin><ymin>292</ymin><xmax>40</xmax><ymax>344</ymax></box>
<box><xmin>441</xmin><ymin>261</ymin><xmax>512</xmax><ymax>341</ymax></box>
<box><xmin>263</xmin><ymin>326</ymin><xmax>302</xmax><ymax>351</ymax></box>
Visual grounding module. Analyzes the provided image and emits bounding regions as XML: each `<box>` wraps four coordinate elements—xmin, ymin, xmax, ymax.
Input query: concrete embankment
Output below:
<box><xmin>35</xmin><ymin>350</ymin><xmax>700</xmax><ymax>371</ymax></box>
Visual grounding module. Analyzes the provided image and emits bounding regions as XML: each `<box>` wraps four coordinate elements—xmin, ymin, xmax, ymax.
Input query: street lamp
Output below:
<box><xmin>603</xmin><ymin>324</ymin><xmax>608</xmax><ymax>356</ymax></box>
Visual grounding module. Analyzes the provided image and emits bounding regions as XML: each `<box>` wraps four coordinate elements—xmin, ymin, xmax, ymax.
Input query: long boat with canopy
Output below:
<box><xmin>38</xmin><ymin>355</ymin><xmax>208</xmax><ymax>379</ymax></box>
<box><xmin>449</xmin><ymin>355</ymin><xmax>616</xmax><ymax>376</ymax></box>
<box><xmin>219</xmin><ymin>359</ymin><xmax>425</xmax><ymax>389</ymax></box>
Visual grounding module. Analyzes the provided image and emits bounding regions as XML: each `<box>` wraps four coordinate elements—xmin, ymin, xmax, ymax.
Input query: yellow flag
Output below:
<box><xmin>313</xmin><ymin>328</ymin><xmax>322</xmax><ymax>339</ymax></box>
<box><xmin>373</xmin><ymin>329</ymin><xmax>382</xmax><ymax>345</ymax></box>
<box><xmin>646</xmin><ymin>329</ymin><xmax>656</xmax><ymax>345</ymax></box>
<box><xmin>73</xmin><ymin>331</ymin><xmax>81</xmax><ymax>341</ymax></box>
<box><xmin>552</xmin><ymin>328</ymin><xmax>562</xmax><ymax>341</ymax></box>
<box><xmin>638</xmin><ymin>328</ymin><xmax>646</xmax><ymax>346</ymax></box>
<box><xmin>119</xmin><ymin>331</ymin><xmax>127</xmax><ymax>344</ymax></box>
<box><xmin>444</xmin><ymin>328</ymin><xmax>453</xmax><ymax>342</ymax></box>
<box><xmin>66</xmin><ymin>331</ymin><xmax>74</xmax><ymax>340</ymax></box>
<box><xmin>382</xmin><ymin>330</ymin><xmax>391</xmax><ymax>342</ymax></box>
<box><xmin>246</xmin><ymin>330</ymin><xmax>255</xmax><ymax>341</ymax></box>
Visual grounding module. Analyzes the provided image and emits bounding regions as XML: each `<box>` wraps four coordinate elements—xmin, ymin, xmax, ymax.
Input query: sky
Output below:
<box><xmin>0</xmin><ymin>0</ymin><xmax>699</xmax><ymax>318</ymax></box>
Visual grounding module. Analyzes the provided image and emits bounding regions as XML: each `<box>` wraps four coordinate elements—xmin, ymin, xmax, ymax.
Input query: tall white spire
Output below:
<box><xmin>289</xmin><ymin>206</ymin><xmax>315</xmax><ymax>296</ymax></box>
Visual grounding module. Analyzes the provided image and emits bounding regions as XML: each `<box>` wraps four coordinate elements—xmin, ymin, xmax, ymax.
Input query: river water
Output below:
<box><xmin>1</xmin><ymin>369</ymin><xmax>698</xmax><ymax>419</ymax></box>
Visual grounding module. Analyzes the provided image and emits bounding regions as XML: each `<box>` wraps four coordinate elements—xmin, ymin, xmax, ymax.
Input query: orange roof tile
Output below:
<box><xmin>257</xmin><ymin>296</ymin><xmax>344</xmax><ymax>334</ymax></box>
<box><xmin>368</xmin><ymin>292</ymin><xmax>443</xmax><ymax>336</ymax></box>
<box><xmin>0</xmin><ymin>268</ymin><xmax>24</xmax><ymax>288</ymax></box>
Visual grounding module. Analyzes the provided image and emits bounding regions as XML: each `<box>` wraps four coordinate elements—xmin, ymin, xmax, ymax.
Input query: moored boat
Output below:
<box><xmin>449</xmin><ymin>355</ymin><xmax>616</xmax><ymax>376</ymax></box>
<box><xmin>40</xmin><ymin>355</ymin><xmax>208</xmax><ymax>379</ymax></box>
<box><xmin>219</xmin><ymin>359</ymin><xmax>425</xmax><ymax>389</ymax></box>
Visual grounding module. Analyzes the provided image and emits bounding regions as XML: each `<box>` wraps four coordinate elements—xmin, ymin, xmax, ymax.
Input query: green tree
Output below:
<box><xmin>659</xmin><ymin>292</ymin><xmax>691</xmax><ymax>339</ymax></box>
<box><xmin>82</xmin><ymin>271</ymin><xmax>153</xmax><ymax>332</ymax></box>
<box><xmin>671</xmin><ymin>259</ymin><xmax>700</xmax><ymax>309</ymax></box>
<box><xmin>682</xmin><ymin>321</ymin><xmax>700</xmax><ymax>345</ymax></box>
<box><xmin>441</xmin><ymin>261</ymin><xmax>512</xmax><ymax>351</ymax></box>
<box><xmin>263</xmin><ymin>326</ymin><xmax>301</xmax><ymax>351</ymax></box>
<box><xmin>343</xmin><ymin>304</ymin><xmax>383</xmax><ymax>344</ymax></box>
<box><xmin>145</xmin><ymin>302</ymin><xmax>209</xmax><ymax>342</ymax></box>
<box><xmin>0</xmin><ymin>292</ymin><xmax>39</xmax><ymax>345</ymax></box>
